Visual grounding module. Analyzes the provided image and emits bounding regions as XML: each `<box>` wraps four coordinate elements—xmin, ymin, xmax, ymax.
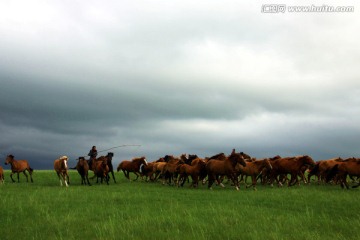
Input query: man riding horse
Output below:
<box><xmin>88</xmin><ymin>146</ymin><xmax>98</xmax><ymax>168</ymax></box>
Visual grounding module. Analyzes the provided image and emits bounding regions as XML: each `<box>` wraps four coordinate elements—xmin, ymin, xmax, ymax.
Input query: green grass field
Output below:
<box><xmin>0</xmin><ymin>170</ymin><xmax>359</xmax><ymax>240</ymax></box>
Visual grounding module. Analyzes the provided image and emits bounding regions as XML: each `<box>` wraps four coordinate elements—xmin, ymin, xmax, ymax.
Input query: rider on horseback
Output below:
<box><xmin>88</xmin><ymin>146</ymin><xmax>98</xmax><ymax>168</ymax></box>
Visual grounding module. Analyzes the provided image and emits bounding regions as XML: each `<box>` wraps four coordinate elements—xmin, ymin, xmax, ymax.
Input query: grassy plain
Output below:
<box><xmin>0</xmin><ymin>170</ymin><xmax>359</xmax><ymax>240</ymax></box>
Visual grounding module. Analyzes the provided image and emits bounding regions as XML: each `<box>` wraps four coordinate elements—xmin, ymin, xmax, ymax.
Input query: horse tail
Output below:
<box><xmin>326</xmin><ymin>164</ymin><xmax>339</xmax><ymax>183</ymax></box>
<box><xmin>117</xmin><ymin>163</ymin><xmax>123</xmax><ymax>172</ymax></box>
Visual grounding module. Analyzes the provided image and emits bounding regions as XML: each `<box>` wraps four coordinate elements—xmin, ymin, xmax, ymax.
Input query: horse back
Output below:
<box><xmin>14</xmin><ymin>159</ymin><xmax>31</xmax><ymax>171</ymax></box>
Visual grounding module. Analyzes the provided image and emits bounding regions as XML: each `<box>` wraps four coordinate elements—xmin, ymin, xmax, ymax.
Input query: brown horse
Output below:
<box><xmin>5</xmin><ymin>154</ymin><xmax>34</xmax><ymax>183</ymax></box>
<box><xmin>117</xmin><ymin>156</ymin><xmax>148</xmax><ymax>181</ymax></box>
<box><xmin>97</xmin><ymin>152</ymin><xmax>116</xmax><ymax>183</ymax></box>
<box><xmin>94</xmin><ymin>159</ymin><xmax>110</xmax><ymax>184</ymax></box>
<box><xmin>140</xmin><ymin>162</ymin><xmax>156</xmax><ymax>181</ymax></box>
<box><xmin>161</xmin><ymin>155</ymin><xmax>184</xmax><ymax>185</ymax></box>
<box><xmin>152</xmin><ymin>161</ymin><xmax>167</xmax><ymax>181</ymax></box>
<box><xmin>326</xmin><ymin>158</ymin><xmax>360</xmax><ymax>189</ymax></box>
<box><xmin>206</xmin><ymin>149</ymin><xmax>247</xmax><ymax>190</ymax></box>
<box><xmin>258</xmin><ymin>155</ymin><xmax>281</xmax><ymax>185</ymax></box>
<box><xmin>308</xmin><ymin>157</ymin><xmax>343</xmax><ymax>184</ymax></box>
<box><xmin>75</xmin><ymin>157</ymin><xmax>91</xmax><ymax>186</ymax></box>
<box><xmin>54</xmin><ymin>156</ymin><xmax>70</xmax><ymax>187</ymax></box>
<box><xmin>0</xmin><ymin>166</ymin><xmax>4</xmax><ymax>184</ymax></box>
<box><xmin>178</xmin><ymin>158</ymin><xmax>206</xmax><ymax>188</ymax></box>
<box><xmin>268</xmin><ymin>155</ymin><xmax>315</xmax><ymax>187</ymax></box>
<box><xmin>237</xmin><ymin>158</ymin><xmax>273</xmax><ymax>190</ymax></box>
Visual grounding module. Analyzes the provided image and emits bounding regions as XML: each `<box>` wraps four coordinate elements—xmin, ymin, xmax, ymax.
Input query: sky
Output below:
<box><xmin>1</xmin><ymin>0</ymin><xmax>359</xmax><ymax>169</ymax></box>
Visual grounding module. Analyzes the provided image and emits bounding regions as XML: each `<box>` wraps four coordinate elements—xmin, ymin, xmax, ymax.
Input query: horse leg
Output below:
<box><xmin>63</xmin><ymin>173</ymin><xmax>69</xmax><ymax>187</ymax></box>
<box><xmin>66</xmin><ymin>172</ymin><xmax>70</xmax><ymax>185</ymax></box>
<box><xmin>252</xmin><ymin>175</ymin><xmax>257</xmax><ymax>191</ymax></box>
<box><xmin>230</xmin><ymin>174</ymin><xmax>239</xmax><ymax>191</ymax></box>
<box><xmin>122</xmin><ymin>170</ymin><xmax>130</xmax><ymax>181</ymax></box>
<box><xmin>22</xmin><ymin>171</ymin><xmax>29</xmax><ymax>182</ymax></box>
<box><xmin>85</xmin><ymin>174</ymin><xmax>91</xmax><ymax>186</ymax></box>
<box><xmin>57</xmin><ymin>173</ymin><xmax>63</xmax><ymax>186</ymax></box>
<box><xmin>110</xmin><ymin>171</ymin><xmax>116</xmax><ymax>183</ymax></box>
<box><xmin>208</xmin><ymin>175</ymin><xmax>215</xmax><ymax>189</ymax></box>
<box><xmin>10</xmin><ymin>172</ymin><xmax>16</xmax><ymax>182</ymax></box>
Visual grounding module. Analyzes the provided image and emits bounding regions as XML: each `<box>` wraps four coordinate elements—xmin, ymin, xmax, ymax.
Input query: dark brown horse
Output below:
<box><xmin>0</xmin><ymin>166</ymin><xmax>4</xmax><ymax>184</ymax></box>
<box><xmin>237</xmin><ymin>158</ymin><xmax>273</xmax><ymax>190</ymax></box>
<box><xmin>97</xmin><ymin>152</ymin><xmax>116</xmax><ymax>183</ymax></box>
<box><xmin>75</xmin><ymin>157</ymin><xmax>91</xmax><ymax>186</ymax></box>
<box><xmin>117</xmin><ymin>156</ymin><xmax>148</xmax><ymax>181</ymax></box>
<box><xmin>94</xmin><ymin>159</ymin><xmax>110</xmax><ymax>185</ymax></box>
<box><xmin>178</xmin><ymin>158</ymin><xmax>206</xmax><ymax>188</ymax></box>
<box><xmin>268</xmin><ymin>155</ymin><xmax>315</xmax><ymax>187</ymax></box>
<box><xmin>54</xmin><ymin>156</ymin><xmax>70</xmax><ymax>187</ymax></box>
<box><xmin>326</xmin><ymin>158</ymin><xmax>360</xmax><ymax>189</ymax></box>
<box><xmin>5</xmin><ymin>154</ymin><xmax>34</xmax><ymax>183</ymax></box>
<box><xmin>206</xmin><ymin>149</ymin><xmax>247</xmax><ymax>190</ymax></box>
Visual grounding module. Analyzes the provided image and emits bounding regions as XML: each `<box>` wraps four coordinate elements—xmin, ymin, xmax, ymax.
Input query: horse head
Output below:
<box><xmin>264</xmin><ymin>158</ymin><xmax>273</xmax><ymax>170</ymax></box>
<box><xmin>5</xmin><ymin>154</ymin><xmax>14</xmax><ymax>165</ymax></box>
<box><xmin>301</xmin><ymin>155</ymin><xmax>315</xmax><ymax>167</ymax></box>
<box><xmin>60</xmin><ymin>156</ymin><xmax>69</xmax><ymax>169</ymax></box>
<box><xmin>140</xmin><ymin>157</ymin><xmax>148</xmax><ymax>166</ymax></box>
<box><xmin>107</xmin><ymin>152</ymin><xmax>114</xmax><ymax>160</ymax></box>
<box><xmin>229</xmin><ymin>151</ymin><xmax>246</xmax><ymax>167</ymax></box>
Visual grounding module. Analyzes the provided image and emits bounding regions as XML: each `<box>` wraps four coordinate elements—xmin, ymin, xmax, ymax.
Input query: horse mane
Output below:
<box><xmin>240</xmin><ymin>152</ymin><xmax>251</xmax><ymax>160</ymax></box>
<box><xmin>208</xmin><ymin>153</ymin><xmax>226</xmax><ymax>160</ymax></box>
<box><xmin>270</xmin><ymin>155</ymin><xmax>281</xmax><ymax>161</ymax></box>
<box><xmin>342</xmin><ymin>157</ymin><xmax>357</xmax><ymax>162</ymax></box>
<box><xmin>164</xmin><ymin>155</ymin><xmax>175</xmax><ymax>162</ymax></box>
<box><xmin>155</xmin><ymin>157</ymin><xmax>165</xmax><ymax>162</ymax></box>
<box><xmin>132</xmin><ymin>156</ymin><xmax>146</xmax><ymax>162</ymax></box>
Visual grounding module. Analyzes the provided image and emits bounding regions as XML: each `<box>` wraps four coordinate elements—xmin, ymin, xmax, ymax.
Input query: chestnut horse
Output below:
<box><xmin>140</xmin><ymin>162</ymin><xmax>156</xmax><ymax>181</ymax></box>
<box><xmin>0</xmin><ymin>166</ymin><xmax>4</xmax><ymax>184</ymax></box>
<box><xmin>94</xmin><ymin>159</ymin><xmax>110</xmax><ymax>184</ymax></box>
<box><xmin>268</xmin><ymin>155</ymin><xmax>315</xmax><ymax>187</ymax></box>
<box><xmin>54</xmin><ymin>156</ymin><xmax>70</xmax><ymax>187</ymax></box>
<box><xmin>308</xmin><ymin>157</ymin><xmax>343</xmax><ymax>184</ymax></box>
<box><xmin>117</xmin><ymin>156</ymin><xmax>148</xmax><ymax>181</ymax></box>
<box><xmin>206</xmin><ymin>149</ymin><xmax>247</xmax><ymax>190</ymax></box>
<box><xmin>237</xmin><ymin>158</ymin><xmax>273</xmax><ymax>190</ymax></box>
<box><xmin>5</xmin><ymin>154</ymin><xmax>34</xmax><ymax>183</ymax></box>
<box><xmin>97</xmin><ymin>152</ymin><xmax>116</xmax><ymax>183</ymax></box>
<box><xmin>178</xmin><ymin>158</ymin><xmax>206</xmax><ymax>188</ymax></box>
<box><xmin>75</xmin><ymin>157</ymin><xmax>91</xmax><ymax>186</ymax></box>
<box><xmin>161</xmin><ymin>155</ymin><xmax>185</xmax><ymax>185</ymax></box>
<box><xmin>326</xmin><ymin>158</ymin><xmax>360</xmax><ymax>189</ymax></box>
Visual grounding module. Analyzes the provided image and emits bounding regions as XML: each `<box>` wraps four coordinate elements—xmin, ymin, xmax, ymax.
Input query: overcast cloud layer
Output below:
<box><xmin>1</xmin><ymin>1</ymin><xmax>360</xmax><ymax>169</ymax></box>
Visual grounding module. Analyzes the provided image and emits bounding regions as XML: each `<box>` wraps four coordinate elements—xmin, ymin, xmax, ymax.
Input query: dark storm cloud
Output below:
<box><xmin>1</xmin><ymin>1</ymin><xmax>360</xmax><ymax>169</ymax></box>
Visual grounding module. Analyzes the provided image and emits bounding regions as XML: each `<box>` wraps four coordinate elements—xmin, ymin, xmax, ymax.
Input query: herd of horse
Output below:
<box><xmin>2</xmin><ymin>149</ymin><xmax>360</xmax><ymax>190</ymax></box>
